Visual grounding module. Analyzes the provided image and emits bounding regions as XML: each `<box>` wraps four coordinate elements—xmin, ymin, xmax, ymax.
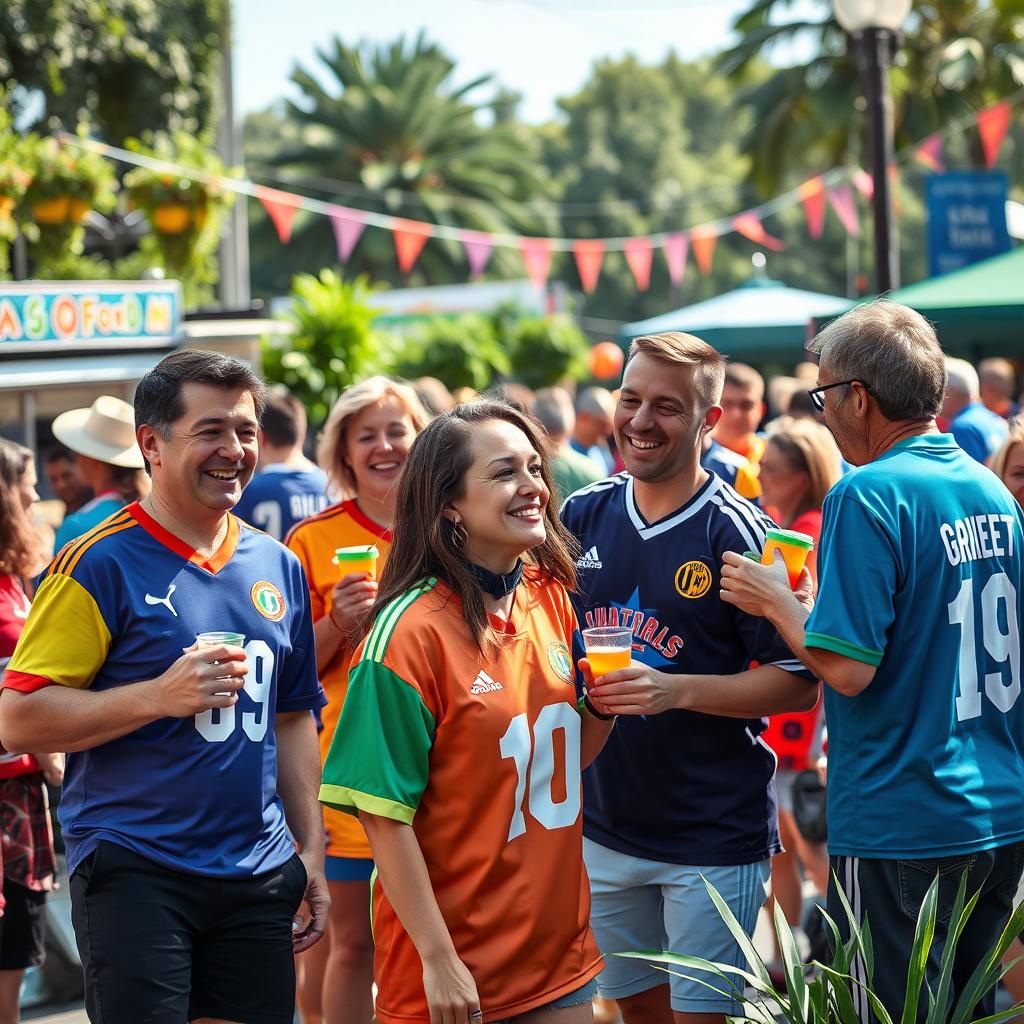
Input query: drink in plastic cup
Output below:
<box><xmin>333</xmin><ymin>545</ymin><xmax>379</xmax><ymax>579</ymax></box>
<box><xmin>582</xmin><ymin>625</ymin><xmax>634</xmax><ymax>678</ymax></box>
<box><xmin>761</xmin><ymin>528</ymin><xmax>814</xmax><ymax>588</ymax></box>
<box><xmin>196</xmin><ymin>632</ymin><xmax>246</xmax><ymax>694</ymax></box>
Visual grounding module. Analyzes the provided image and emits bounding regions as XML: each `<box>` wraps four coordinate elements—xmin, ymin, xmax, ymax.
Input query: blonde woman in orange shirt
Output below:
<box><xmin>287</xmin><ymin>377</ymin><xmax>429</xmax><ymax>1024</ymax></box>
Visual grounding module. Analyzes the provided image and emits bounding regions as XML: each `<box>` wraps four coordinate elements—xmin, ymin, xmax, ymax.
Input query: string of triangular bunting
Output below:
<box><xmin>59</xmin><ymin>95</ymin><xmax>1020</xmax><ymax>292</ymax></box>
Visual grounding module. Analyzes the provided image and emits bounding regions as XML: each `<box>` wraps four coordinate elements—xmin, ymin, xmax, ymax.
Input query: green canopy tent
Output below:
<box><xmin>619</xmin><ymin>278</ymin><xmax>850</xmax><ymax>366</ymax></box>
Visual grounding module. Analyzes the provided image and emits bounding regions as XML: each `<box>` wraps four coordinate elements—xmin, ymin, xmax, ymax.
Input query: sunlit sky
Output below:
<box><xmin>234</xmin><ymin>0</ymin><xmax>821</xmax><ymax>123</ymax></box>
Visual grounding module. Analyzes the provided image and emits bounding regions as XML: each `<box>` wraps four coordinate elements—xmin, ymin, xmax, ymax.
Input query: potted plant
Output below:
<box><xmin>122</xmin><ymin>132</ymin><xmax>235</xmax><ymax>304</ymax></box>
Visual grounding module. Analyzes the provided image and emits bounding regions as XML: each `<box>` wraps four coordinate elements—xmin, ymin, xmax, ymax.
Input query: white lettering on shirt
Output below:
<box><xmin>940</xmin><ymin>514</ymin><xmax>1017</xmax><ymax>566</ymax></box>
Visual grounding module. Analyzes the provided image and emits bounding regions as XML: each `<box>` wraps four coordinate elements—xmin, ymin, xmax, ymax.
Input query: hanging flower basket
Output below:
<box><xmin>0</xmin><ymin>196</ymin><xmax>15</xmax><ymax>225</ymax></box>
<box><xmin>32</xmin><ymin>195</ymin><xmax>71</xmax><ymax>225</ymax></box>
<box><xmin>151</xmin><ymin>203</ymin><xmax>192</xmax><ymax>234</ymax></box>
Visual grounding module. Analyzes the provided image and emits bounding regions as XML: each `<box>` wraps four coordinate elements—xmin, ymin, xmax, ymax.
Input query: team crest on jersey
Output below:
<box><xmin>251</xmin><ymin>580</ymin><xmax>286</xmax><ymax>621</ymax></box>
<box><xmin>675</xmin><ymin>560</ymin><xmax>712</xmax><ymax>599</ymax></box>
<box><xmin>547</xmin><ymin>641</ymin><xmax>574</xmax><ymax>683</ymax></box>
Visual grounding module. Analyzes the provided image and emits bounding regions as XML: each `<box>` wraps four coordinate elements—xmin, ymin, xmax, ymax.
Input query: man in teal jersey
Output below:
<box><xmin>720</xmin><ymin>300</ymin><xmax>1024</xmax><ymax>1021</ymax></box>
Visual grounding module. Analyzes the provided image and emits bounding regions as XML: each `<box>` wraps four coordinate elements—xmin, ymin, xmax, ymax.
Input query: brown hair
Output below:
<box><xmin>628</xmin><ymin>332</ymin><xmax>726</xmax><ymax>408</ymax></box>
<box><xmin>366</xmin><ymin>401</ymin><xmax>580</xmax><ymax>652</ymax></box>
<box><xmin>764</xmin><ymin>417</ymin><xmax>842</xmax><ymax>512</ymax></box>
<box><xmin>0</xmin><ymin>439</ymin><xmax>39</xmax><ymax>577</ymax></box>
<box><xmin>111</xmin><ymin>465</ymin><xmax>150</xmax><ymax>505</ymax></box>
<box><xmin>724</xmin><ymin>362</ymin><xmax>766</xmax><ymax>399</ymax></box>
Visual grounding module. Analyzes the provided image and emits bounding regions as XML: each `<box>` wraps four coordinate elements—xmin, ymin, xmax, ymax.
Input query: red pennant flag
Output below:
<box><xmin>519</xmin><ymin>238</ymin><xmax>553</xmax><ymax>291</ymax></box>
<box><xmin>852</xmin><ymin>168</ymin><xmax>874</xmax><ymax>199</ymax></box>
<box><xmin>663</xmin><ymin>233</ymin><xmax>688</xmax><ymax>286</ymax></box>
<box><xmin>623</xmin><ymin>237</ymin><xmax>654</xmax><ymax>291</ymax></box>
<box><xmin>797</xmin><ymin>178</ymin><xmax>827</xmax><ymax>239</ymax></box>
<box><xmin>328</xmin><ymin>207</ymin><xmax>366</xmax><ymax>263</ymax></box>
<box><xmin>572</xmin><ymin>240</ymin><xmax>605</xmax><ymax>294</ymax></box>
<box><xmin>732</xmin><ymin>212</ymin><xmax>786</xmax><ymax>252</ymax></box>
<box><xmin>392</xmin><ymin>219</ymin><xmax>431</xmax><ymax>274</ymax></box>
<box><xmin>255</xmin><ymin>186</ymin><xmax>302</xmax><ymax>244</ymax></box>
<box><xmin>978</xmin><ymin>101</ymin><xmax>1012</xmax><ymax>168</ymax></box>
<box><xmin>914</xmin><ymin>135</ymin><xmax>945</xmax><ymax>173</ymax></box>
<box><xmin>459</xmin><ymin>231</ymin><xmax>494</xmax><ymax>280</ymax></box>
<box><xmin>827</xmin><ymin>184</ymin><xmax>860</xmax><ymax>237</ymax></box>
<box><xmin>690</xmin><ymin>227</ymin><xmax>718</xmax><ymax>276</ymax></box>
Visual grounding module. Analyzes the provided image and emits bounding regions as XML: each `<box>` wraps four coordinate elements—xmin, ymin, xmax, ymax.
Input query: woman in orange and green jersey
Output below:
<box><xmin>285</xmin><ymin>377</ymin><xmax>429</xmax><ymax>1024</ymax></box>
<box><xmin>757</xmin><ymin>417</ymin><xmax>841</xmax><ymax>952</ymax></box>
<box><xmin>320</xmin><ymin>401</ymin><xmax>613</xmax><ymax>1024</ymax></box>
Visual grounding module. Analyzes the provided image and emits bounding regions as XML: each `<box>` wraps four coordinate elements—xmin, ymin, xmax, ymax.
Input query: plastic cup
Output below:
<box><xmin>196</xmin><ymin>632</ymin><xmax>246</xmax><ymax>695</ymax></box>
<box><xmin>332</xmin><ymin>545</ymin><xmax>379</xmax><ymax>580</ymax></box>
<box><xmin>761</xmin><ymin>528</ymin><xmax>814</xmax><ymax>589</ymax></box>
<box><xmin>582</xmin><ymin>625</ymin><xmax>634</xmax><ymax>678</ymax></box>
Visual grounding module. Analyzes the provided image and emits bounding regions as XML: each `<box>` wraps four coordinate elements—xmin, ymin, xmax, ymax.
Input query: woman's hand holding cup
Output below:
<box><xmin>329</xmin><ymin>573</ymin><xmax>378</xmax><ymax>635</ymax></box>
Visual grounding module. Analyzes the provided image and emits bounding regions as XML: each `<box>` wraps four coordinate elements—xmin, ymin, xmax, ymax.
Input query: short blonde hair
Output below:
<box><xmin>990</xmin><ymin>418</ymin><xmax>1024</xmax><ymax>482</ymax></box>
<box><xmin>317</xmin><ymin>376</ymin><xmax>430</xmax><ymax>498</ymax></box>
<box><xmin>628</xmin><ymin>332</ymin><xmax>726</xmax><ymax>407</ymax></box>
<box><xmin>764</xmin><ymin>416</ymin><xmax>842</xmax><ymax>510</ymax></box>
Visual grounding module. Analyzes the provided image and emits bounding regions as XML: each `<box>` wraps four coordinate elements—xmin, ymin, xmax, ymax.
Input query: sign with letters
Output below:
<box><xmin>926</xmin><ymin>172</ymin><xmax>1011</xmax><ymax>277</ymax></box>
<box><xmin>0</xmin><ymin>280</ymin><xmax>183</xmax><ymax>354</ymax></box>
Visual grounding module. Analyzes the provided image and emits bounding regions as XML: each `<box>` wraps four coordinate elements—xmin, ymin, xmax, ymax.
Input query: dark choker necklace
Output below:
<box><xmin>465</xmin><ymin>559</ymin><xmax>524</xmax><ymax>598</ymax></box>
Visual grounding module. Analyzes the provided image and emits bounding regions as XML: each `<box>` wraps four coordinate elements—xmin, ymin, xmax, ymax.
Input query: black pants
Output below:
<box><xmin>70</xmin><ymin>841</ymin><xmax>307</xmax><ymax>1024</ymax></box>
<box><xmin>828</xmin><ymin>842</ymin><xmax>1024</xmax><ymax>1023</ymax></box>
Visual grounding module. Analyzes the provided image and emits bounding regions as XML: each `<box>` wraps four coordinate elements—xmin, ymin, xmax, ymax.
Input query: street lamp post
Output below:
<box><xmin>832</xmin><ymin>0</ymin><xmax>912</xmax><ymax>294</ymax></box>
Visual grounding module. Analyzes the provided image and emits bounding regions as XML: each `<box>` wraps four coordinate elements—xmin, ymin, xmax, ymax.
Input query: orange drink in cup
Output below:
<box><xmin>333</xmin><ymin>545</ymin><xmax>379</xmax><ymax>579</ymax></box>
<box><xmin>582</xmin><ymin>625</ymin><xmax>634</xmax><ymax>678</ymax></box>
<box><xmin>761</xmin><ymin>528</ymin><xmax>814</xmax><ymax>589</ymax></box>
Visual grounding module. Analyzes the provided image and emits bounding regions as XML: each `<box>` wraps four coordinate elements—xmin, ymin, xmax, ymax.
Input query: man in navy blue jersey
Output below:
<box><xmin>0</xmin><ymin>350</ymin><xmax>328</xmax><ymax>1024</ymax></box>
<box><xmin>561</xmin><ymin>331</ymin><xmax>816</xmax><ymax>1024</ymax></box>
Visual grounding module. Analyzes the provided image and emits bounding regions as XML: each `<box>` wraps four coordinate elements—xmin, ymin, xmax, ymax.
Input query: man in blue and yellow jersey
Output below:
<box><xmin>722</xmin><ymin>301</ymin><xmax>1024</xmax><ymax>1022</ymax></box>
<box><xmin>0</xmin><ymin>350</ymin><xmax>327</xmax><ymax>1024</ymax></box>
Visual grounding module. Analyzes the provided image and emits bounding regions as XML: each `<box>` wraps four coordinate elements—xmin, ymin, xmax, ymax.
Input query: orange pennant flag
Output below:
<box><xmin>732</xmin><ymin>212</ymin><xmax>785</xmax><ymax>252</ymax></box>
<box><xmin>978</xmin><ymin>102</ymin><xmax>1012</xmax><ymax>168</ymax></box>
<box><xmin>255</xmin><ymin>186</ymin><xmax>302</xmax><ymax>244</ymax></box>
<box><xmin>572</xmin><ymin>240</ymin><xmax>605</xmax><ymax>294</ymax></box>
<box><xmin>914</xmin><ymin>135</ymin><xmax>945</xmax><ymax>173</ymax></box>
<box><xmin>392</xmin><ymin>219</ymin><xmax>431</xmax><ymax>274</ymax></box>
<box><xmin>623</xmin><ymin>237</ymin><xmax>654</xmax><ymax>291</ymax></box>
<box><xmin>519</xmin><ymin>238</ymin><xmax>553</xmax><ymax>291</ymax></box>
<box><xmin>797</xmin><ymin>178</ymin><xmax>826</xmax><ymax>239</ymax></box>
<box><xmin>690</xmin><ymin>226</ymin><xmax>718</xmax><ymax>276</ymax></box>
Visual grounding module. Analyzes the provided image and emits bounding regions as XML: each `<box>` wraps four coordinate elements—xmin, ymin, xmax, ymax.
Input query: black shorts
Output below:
<box><xmin>0</xmin><ymin>878</ymin><xmax>47</xmax><ymax>970</ymax></box>
<box><xmin>70</xmin><ymin>841</ymin><xmax>307</xmax><ymax>1024</ymax></box>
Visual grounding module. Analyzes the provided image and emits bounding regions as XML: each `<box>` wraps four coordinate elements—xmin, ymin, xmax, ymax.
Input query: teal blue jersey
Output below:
<box><xmin>806</xmin><ymin>434</ymin><xmax>1024</xmax><ymax>858</ymax></box>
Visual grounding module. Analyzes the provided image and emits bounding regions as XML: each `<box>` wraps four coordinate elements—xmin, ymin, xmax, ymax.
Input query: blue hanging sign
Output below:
<box><xmin>926</xmin><ymin>172</ymin><xmax>1010</xmax><ymax>277</ymax></box>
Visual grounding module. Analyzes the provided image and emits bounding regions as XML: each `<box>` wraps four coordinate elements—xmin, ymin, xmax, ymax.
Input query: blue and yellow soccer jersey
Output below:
<box><xmin>805</xmin><ymin>434</ymin><xmax>1024</xmax><ymax>859</ymax></box>
<box><xmin>233</xmin><ymin>464</ymin><xmax>329</xmax><ymax>540</ymax></box>
<box><xmin>561</xmin><ymin>472</ymin><xmax>813</xmax><ymax>866</ymax></box>
<box><xmin>3</xmin><ymin>502</ymin><xmax>325</xmax><ymax>878</ymax></box>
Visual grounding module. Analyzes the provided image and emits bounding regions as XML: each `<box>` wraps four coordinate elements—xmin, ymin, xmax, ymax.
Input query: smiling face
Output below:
<box><xmin>342</xmin><ymin>395</ymin><xmax>417</xmax><ymax>504</ymax></box>
<box><xmin>140</xmin><ymin>382</ymin><xmax>259</xmax><ymax>517</ymax></box>
<box><xmin>446</xmin><ymin>418</ymin><xmax>549</xmax><ymax>573</ymax></box>
<box><xmin>17</xmin><ymin>460</ymin><xmax>39</xmax><ymax>513</ymax></box>
<box><xmin>1001</xmin><ymin>442</ymin><xmax>1024</xmax><ymax>508</ymax></box>
<box><xmin>717</xmin><ymin>382</ymin><xmax>764</xmax><ymax>447</ymax></box>
<box><xmin>614</xmin><ymin>353</ymin><xmax>717</xmax><ymax>484</ymax></box>
<box><xmin>46</xmin><ymin>455</ymin><xmax>89</xmax><ymax>507</ymax></box>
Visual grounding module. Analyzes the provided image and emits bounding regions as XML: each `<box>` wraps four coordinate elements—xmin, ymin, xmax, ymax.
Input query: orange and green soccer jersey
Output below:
<box><xmin>320</xmin><ymin>574</ymin><xmax>603</xmax><ymax>1024</ymax></box>
<box><xmin>286</xmin><ymin>500</ymin><xmax>392</xmax><ymax>860</ymax></box>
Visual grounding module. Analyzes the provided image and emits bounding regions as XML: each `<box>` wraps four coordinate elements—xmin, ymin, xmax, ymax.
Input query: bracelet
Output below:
<box><xmin>584</xmin><ymin>694</ymin><xmax>616</xmax><ymax>721</ymax></box>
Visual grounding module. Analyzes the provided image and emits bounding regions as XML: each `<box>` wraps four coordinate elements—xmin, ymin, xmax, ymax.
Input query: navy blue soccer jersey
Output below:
<box><xmin>4</xmin><ymin>502</ymin><xmax>325</xmax><ymax>878</ymax></box>
<box><xmin>233</xmin><ymin>464</ymin><xmax>329</xmax><ymax>540</ymax></box>
<box><xmin>561</xmin><ymin>471</ymin><xmax>813</xmax><ymax>865</ymax></box>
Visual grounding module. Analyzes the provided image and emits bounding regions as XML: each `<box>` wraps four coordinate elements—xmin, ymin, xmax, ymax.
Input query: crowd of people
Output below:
<box><xmin>0</xmin><ymin>299</ymin><xmax>1022</xmax><ymax>1024</ymax></box>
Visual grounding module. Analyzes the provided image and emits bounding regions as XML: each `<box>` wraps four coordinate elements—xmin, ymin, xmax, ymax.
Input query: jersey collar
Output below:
<box><xmin>342</xmin><ymin>500</ymin><xmax>394</xmax><ymax>543</ymax></box>
<box><xmin>624</xmin><ymin>472</ymin><xmax>723</xmax><ymax>541</ymax></box>
<box><xmin>888</xmin><ymin>432</ymin><xmax>956</xmax><ymax>452</ymax></box>
<box><xmin>128</xmin><ymin>501</ymin><xmax>240</xmax><ymax>574</ymax></box>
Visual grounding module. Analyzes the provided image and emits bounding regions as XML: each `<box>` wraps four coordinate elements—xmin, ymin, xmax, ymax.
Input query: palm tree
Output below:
<box><xmin>720</xmin><ymin>0</ymin><xmax>1024</xmax><ymax>195</ymax></box>
<box><xmin>247</xmin><ymin>32</ymin><xmax>554</xmax><ymax>292</ymax></box>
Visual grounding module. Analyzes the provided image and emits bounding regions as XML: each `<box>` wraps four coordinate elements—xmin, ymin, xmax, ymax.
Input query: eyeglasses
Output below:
<box><xmin>807</xmin><ymin>379</ymin><xmax>873</xmax><ymax>412</ymax></box>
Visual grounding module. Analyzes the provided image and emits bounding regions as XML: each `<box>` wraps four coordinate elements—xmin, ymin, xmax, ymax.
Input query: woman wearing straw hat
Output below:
<box><xmin>51</xmin><ymin>396</ymin><xmax>149</xmax><ymax>551</ymax></box>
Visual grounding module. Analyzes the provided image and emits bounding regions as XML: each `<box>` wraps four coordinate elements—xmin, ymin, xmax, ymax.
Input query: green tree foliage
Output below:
<box><xmin>0</xmin><ymin>0</ymin><xmax>225</xmax><ymax>140</ymax></box>
<box><xmin>388</xmin><ymin>315</ymin><xmax>511</xmax><ymax>392</ymax></box>
<box><xmin>506</xmin><ymin>314</ymin><xmax>589</xmax><ymax>389</ymax></box>
<box><xmin>245</xmin><ymin>32</ymin><xmax>556</xmax><ymax>298</ymax></box>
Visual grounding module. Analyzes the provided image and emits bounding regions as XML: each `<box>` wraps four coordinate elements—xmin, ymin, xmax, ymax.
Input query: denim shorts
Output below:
<box><xmin>583</xmin><ymin>837</ymin><xmax>770</xmax><ymax>1015</ymax></box>
<box><xmin>490</xmin><ymin>976</ymin><xmax>600</xmax><ymax>1023</ymax></box>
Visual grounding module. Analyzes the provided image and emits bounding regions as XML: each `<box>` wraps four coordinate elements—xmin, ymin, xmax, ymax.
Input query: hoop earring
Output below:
<box><xmin>450</xmin><ymin>520</ymin><xmax>468</xmax><ymax>550</ymax></box>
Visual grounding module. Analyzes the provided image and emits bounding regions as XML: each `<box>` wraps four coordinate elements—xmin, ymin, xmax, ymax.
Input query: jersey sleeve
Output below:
<box><xmin>319</xmin><ymin>655</ymin><xmax>436</xmax><ymax>825</ymax></box>
<box><xmin>276</xmin><ymin>559</ymin><xmax>327</xmax><ymax>713</ymax></box>
<box><xmin>804</xmin><ymin>490</ymin><xmax>896</xmax><ymax>666</ymax></box>
<box><xmin>285</xmin><ymin>527</ymin><xmax>326</xmax><ymax>620</ymax></box>
<box><xmin>3</xmin><ymin>570</ymin><xmax>111</xmax><ymax>693</ymax></box>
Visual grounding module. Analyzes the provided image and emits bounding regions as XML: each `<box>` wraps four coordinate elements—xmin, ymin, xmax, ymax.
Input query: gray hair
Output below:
<box><xmin>810</xmin><ymin>300</ymin><xmax>946</xmax><ymax>421</ymax></box>
<box><xmin>945</xmin><ymin>357</ymin><xmax>980</xmax><ymax>400</ymax></box>
<box><xmin>533</xmin><ymin>387</ymin><xmax>575</xmax><ymax>440</ymax></box>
